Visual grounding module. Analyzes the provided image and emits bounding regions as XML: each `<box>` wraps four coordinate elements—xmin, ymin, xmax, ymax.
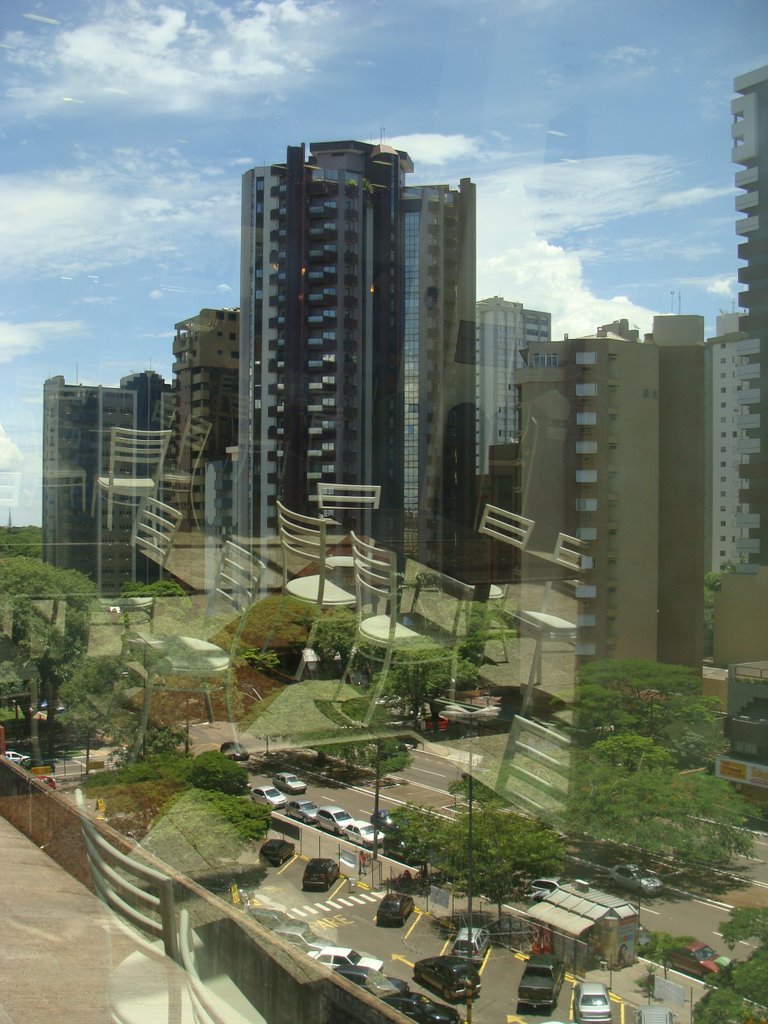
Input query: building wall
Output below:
<box><xmin>475</xmin><ymin>296</ymin><xmax>551</xmax><ymax>476</ymax></box>
<box><xmin>733</xmin><ymin>65</ymin><xmax>768</xmax><ymax>568</ymax></box>
<box><xmin>238</xmin><ymin>141</ymin><xmax>477</xmax><ymax>575</ymax></box>
<box><xmin>516</xmin><ymin>315</ymin><xmax>704</xmax><ymax>668</ymax></box>
<box><xmin>714</xmin><ymin>566</ymin><xmax>768</xmax><ymax>663</ymax></box>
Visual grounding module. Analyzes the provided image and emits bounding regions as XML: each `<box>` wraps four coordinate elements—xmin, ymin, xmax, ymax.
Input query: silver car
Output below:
<box><xmin>272</xmin><ymin>771</ymin><xmax>307</xmax><ymax>794</ymax></box>
<box><xmin>573</xmin><ymin>982</ymin><xmax>613</xmax><ymax>1023</ymax></box>
<box><xmin>286</xmin><ymin>799</ymin><xmax>318</xmax><ymax>824</ymax></box>
<box><xmin>607</xmin><ymin>863</ymin><xmax>663</xmax><ymax>897</ymax></box>
<box><xmin>250</xmin><ymin>785</ymin><xmax>287</xmax><ymax>809</ymax></box>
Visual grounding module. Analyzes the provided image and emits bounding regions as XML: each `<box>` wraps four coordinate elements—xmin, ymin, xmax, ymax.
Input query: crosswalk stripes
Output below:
<box><xmin>289</xmin><ymin>890</ymin><xmax>383</xmax><ymax>919</ymax></box>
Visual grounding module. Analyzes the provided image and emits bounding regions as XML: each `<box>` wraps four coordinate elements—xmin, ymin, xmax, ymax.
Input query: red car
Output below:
<box><xmin>666</xmin><ymin>941</ymin><xmax>731</xmax><ymax>979</ymax></box>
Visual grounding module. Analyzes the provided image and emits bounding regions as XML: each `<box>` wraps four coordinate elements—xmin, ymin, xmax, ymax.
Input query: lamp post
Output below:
<box><xmin>440</xmin><ymin>702</ymin><xmax>500</xmax><ymax>1024</ymax></box>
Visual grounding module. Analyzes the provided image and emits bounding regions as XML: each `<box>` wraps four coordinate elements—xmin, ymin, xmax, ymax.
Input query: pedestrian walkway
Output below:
<box><xmin>0</xmin><ymin>812</ymin><xmax>141</xmax><ymax>1024</ymax></box>
<box><xmin>290</xmin><ymin>889</ymin><xmax>383</xmax><ymax>918</ymax></box>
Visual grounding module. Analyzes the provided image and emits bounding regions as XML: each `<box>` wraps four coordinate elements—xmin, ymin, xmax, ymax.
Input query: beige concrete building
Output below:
<box><xmin>515</xmin><ymin>315</ymin><xmax>705</xmax><ymax>668</ymax></box>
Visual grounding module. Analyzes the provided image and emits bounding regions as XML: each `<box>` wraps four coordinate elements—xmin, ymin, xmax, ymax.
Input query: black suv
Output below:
<box><xmin>413</xmin><ymin>956</ymin><xmax>481</xmax><ymax>1002</ymax></box>
<box><xmin>259</xmin><ymin>839</ymin><xmax>295</xmax><ymax>866</ymax></box>
<box><xmin>383</xmin><ymin>993</ymin><xmax>460</xmax><ymax>1024</ymax></box>
<box><xmin>219</xmin><ymin>741</ymin><xmax>250</xmax><ymax>762</ymax></box>
<box><xmin>302</xmin><ymin>858</ymin><xmax>340</xmax><ymax>891</ymax></box>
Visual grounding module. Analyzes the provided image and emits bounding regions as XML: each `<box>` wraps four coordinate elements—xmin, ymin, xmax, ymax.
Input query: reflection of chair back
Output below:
<box><xmin>275</xmin><ymin>501</ymin><xmax>355</xmax><ymax>608</ymax></box>
<box><xmin>317</xmin><ymin>483</ymin><xmax>381</xmax><ymax>514</ymax></box>
<box><xmin>161</xmin><ymin>416</ymin><xmax>212</xmax><ymax>529</ymax></box>
<box><xmin>75</xmin><ymin>788</ymin><xmax>179</xmax><ymax>962</ymax></box>
<box><xmin>132</xmin><ymin>497</ymin><xmax>183</xmax><ymax>569</ymax></box>
<box><xmin>0</xmin><ymin>471</ymin><xmax>22</xmax><ymax>507</ymax></box>
<box><xmin>208</xmin><ymin>540</ymin><xmax>264</xmax><ymax>615</ymax></box>
<box><xmin>478</xmin><ymin>503</ymin><xmax>534</xmax><ymax>550</ymax></box>
<box><xmin>93</xmin><ymin>427</ymin><xmax>172</xmax><ymax>531</ymax></box>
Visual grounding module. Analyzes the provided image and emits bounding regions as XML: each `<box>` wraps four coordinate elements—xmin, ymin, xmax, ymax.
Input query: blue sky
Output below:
<box><xmin>0</xmin><ymin>0</ymin><xmax>766</xmax><ymax>525</ymax></box>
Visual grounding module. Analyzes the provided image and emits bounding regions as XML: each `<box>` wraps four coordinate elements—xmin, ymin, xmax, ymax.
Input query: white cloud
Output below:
<box><xmin>657</xmin><ymin>185</ymin><xmax>734</xmax><ymax>209</ymax></box>
<box><xmin>0</xmin><ymin>424</ymin><xmax>24</xmax><ymax>470</ymax></box>
<box><xmin>0</xmin><ymin>148</ymin><xmax>240</xmax><ymax>280</ymax></box>
<box><xmin>707</xmin><ymin>276</ymin><xmax>736</xmax><ymax>298</ymax></box>
<box><xmin>3</xmin><ymin>0</ymin><xmax>340</xmax><ymax>115</ymax></box>
<box><xmin>0</xmin><ymin>318</ymin><xmax>83</xmax><ymax>363</ymax></box>
<box><xmin>384</xmin><ymin>133</ymin><xmax>483</xmax><ymax>166</ymax></box>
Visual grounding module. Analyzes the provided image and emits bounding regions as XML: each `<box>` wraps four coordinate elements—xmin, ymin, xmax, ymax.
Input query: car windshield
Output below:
<box><xmin>346</xmin><ymin>952</ymin><xmax>361</xmax><ymax>965</ymax></box>
<box><xmin>581</xmin><ymin>994</ymin><xmax>609</xmax><ymax>1006</ymax></box>
<box><xmin>693</xmin><ymin>946</ymin><xmax>717</xmax><ymax>961</ymax></box>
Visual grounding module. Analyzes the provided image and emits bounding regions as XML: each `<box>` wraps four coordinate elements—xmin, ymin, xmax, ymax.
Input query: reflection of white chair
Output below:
<box><xmin>317</xmin><ymin>483</ymin><xmax>381</xmax><ymax>571</ymax></box>
<box><xmin>92</xmin><ymin>427</ymin><xmax>172</xmax><ymax>531</ymax></box>
<box><xmin>276</xmin><ymin>501</ymin><xmax>355</xmax><ymax>608</ymax></box>
<box><xmin>276</xmin><ymin>502</ymin><xmax>356</xmax><ymax>680</ymax></box>
<box><xmin>477</xmin><ymin>503</ymin><xmax>536</xmax><ymax>661</ymax></box>
<box><xmin>131</xmin><ymin>497</ymin><xmax>183</xmax><ymax>569</ymax></box>
<box><xmin>341</xmin><ymin>532</ymin><xmax>446</xmax><ymax>720</ymax></box>
<box><xmin>74</xmin><ymin>789</ymin><xmax>195</xmax><ymax>1024</ymax></box>
<box><xmin>127</xmin><ymin>551</ymin><xmax>264</xmax><ymax>747</ymax></box>
<box><xmin>207</xmin><ymin>540</ymin><xmax>263</xmax><ymax>616</ymax></box>
<box><xmin>161</xmin><ymin>416</ymin><xmax>212</xmax><ymax>529</ymax></box>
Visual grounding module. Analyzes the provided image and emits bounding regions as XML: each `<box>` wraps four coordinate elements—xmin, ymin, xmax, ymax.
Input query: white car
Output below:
<box><xmin>308</xmin><ymin>947</ymin><xmax>384</xmax><ymax>973</ymax></box>
<box><xmin>342</xmin><ymin>820</ymin><xmax>385</xmax><ymax>849</ymax></box>
<box><xmin>526</xmin><ymin>877</ymin><xmax>562</xmax><ymax>902</ymax></box>
<box><xmin>2</xmin><ymin>751</ymin><xmax>31</xmax><ymax>767</ymax></box>
<box><xmin>272</xmin><ymin>772</ymin><xmax>307</xmax><ymax>794</ymax></box>
<box><xmin>250</xmin><ymin>785</ymin><xmax>287</xmax><ymax>809</ymax></box>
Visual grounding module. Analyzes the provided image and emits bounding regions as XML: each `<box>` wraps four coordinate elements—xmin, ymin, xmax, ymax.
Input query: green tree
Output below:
<box><xmin>441</xmin><ymin>805</ymin><xmax>564</xmax><ymax>917</ymax></box>
<box><xmin>565</xmin><ymin>754</ymin><xmax>752</xmax><ymax>867</ymax></box>
<box><xmin>694</xmin><ymin>986</ymin><xmax>757</xmax><ymax>1024</ymax></box>
<box><xmin>574</xmin><ymin>659</ymin><xmax>724</xmax><ymax>767</ymax></box>
<box><xmin>0</xmin><ymin>557</ymin><xmax>95</xmax><ymax>758</ymax></box>
<box><xmin>720</xmin><ymin>907</ymin><xmax>768</xmax><ymax>948</ymax></box>
<box><xmin>59</xmin><ymin>655</ymin><xmax>131</xmax><ymax>767</ymax></box>
<box><xmin>311</xmin><ymin>608</ymin><xmax>358</xmax><ymax>673</ymax></box>
<box><xmin>188</xmin><ymin>750</ymin><xmax>250</xmax><ymax>796</ymax></box>
<box><xmin>0</xmin><ymin>525</ymin><xmax>42</xmax><ymax>560</ymax></box>
<box><xmin>381</xmin><ymin>643</ymin><xmax>459</xmax><ymax>724</ymax></box>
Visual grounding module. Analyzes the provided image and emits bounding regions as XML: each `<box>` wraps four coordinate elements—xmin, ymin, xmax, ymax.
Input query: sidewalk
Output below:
<box><xmin>0</xmin><ymin>813</ymin><xmax>136</xmax><ymax>1023</ymax></box>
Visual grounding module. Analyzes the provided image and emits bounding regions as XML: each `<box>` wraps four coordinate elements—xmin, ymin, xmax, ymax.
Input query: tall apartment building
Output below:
<box><xmin>732</xmin><ymin>65</ymin><xmax>768</xmax><ymax>570</ymax></box>
<box><xmin>172</xmin><ymin>308</ymin><xmax>240</xmax><ymax>533</ymax></box>
<box><xmin>475</xmin><ymin>296</ymin><xmax>551</xmax><ymax>475</ymax></box>
<box><xmin>515</xmin><ymin>315</ymin><xmax>705</xmax><ymax>668</ymax></box>
<box><xmin>238</xmin><ymin>141</ymin><xmax>476</xmax><ymax>573</ymax></box>
<box><xmin>42</xmin><ymin>371</ymin><xmax>170</xmax><ymax>594</ymax></box>
<box><xmin>705</xmin><ymin>313</ymin><xmax>750</xmax><ymax>571</ymax></box>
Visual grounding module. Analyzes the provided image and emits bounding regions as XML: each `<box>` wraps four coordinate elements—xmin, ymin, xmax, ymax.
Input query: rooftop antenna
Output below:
<box><xmin>678</xmin><ymin>290</ymin><xmax>681</xmax><ymax>315</ymax></box>
<box><xmin>380</xmin><ymin>127</ymin><xmax>386</xmax><ymax>144</ymax></box>
<box><xmin>670</xmin><ymin>291</ymin><xmax>674</xmax><ymax>313</ymax></box>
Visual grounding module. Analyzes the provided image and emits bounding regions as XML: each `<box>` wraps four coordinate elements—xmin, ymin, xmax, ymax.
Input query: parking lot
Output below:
<box><xmin>236</xmin><ymin>766</ymin><xmax>625</xmax><ymax>1023</ymax></box>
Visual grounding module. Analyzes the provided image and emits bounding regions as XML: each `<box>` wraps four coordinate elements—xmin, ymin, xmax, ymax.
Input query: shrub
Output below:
<box><xmin>188</xmin><ymin>750</ymin><xmax>250</xmax><ymax>796</ymax></box>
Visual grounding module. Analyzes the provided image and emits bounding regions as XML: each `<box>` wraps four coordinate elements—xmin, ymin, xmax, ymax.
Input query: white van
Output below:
<box><xmin>316</xmin><ymin>805</ymin><xmax>354</xmax><ymax>835</ymax></box>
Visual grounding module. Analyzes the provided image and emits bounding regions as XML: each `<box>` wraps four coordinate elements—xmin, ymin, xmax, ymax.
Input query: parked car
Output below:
<box><xmin>383</xmin><ymin>992</ymin><xmax>461</xmax><ymax>1024</ymax></box>
<box><xmin>608</xmin><ymin>863</ymin><xmax>663</xmax><ymax>897</ymax></box>
<box><xmin>250</xmin><ymin>785</ymin><xmax>287</xmax><ymax>810</ymax></box>
<box><xmin>286</xmin><ymin>798</ymin><xmax>319</xmax><ymax>824</ymax></box>
<box><xmin>666</xmin><ymin>941</ymin><xmax>731</xmax><ymax>979</ymax></box>
<box><xmin>302</xmin><ymin>858</ymin><xmax>340</xmax><ymax>891</ymax></box>
<box><xmin>412</xmin><ymin>956</ymin><xmax>481</xmax><ymax>1002</ymax></box>
<box><xmin>219</xmin><ymin>741</ymin><xmax>250</xmax><ymax>761</ymax></box>
<box><xmin>450</xmin><ymin>927</ymin><xmax>491</xmax><ymax>962</ymax></box>
<box><xmin>259</xmin><ymin>838</ymin><xmax>295</xmax><ymax>865</ymax></box>
<box><xmin>316</xmin><ymin>805</ymin><xmax>354</xmax><ymax>835</ymax></box>
<box><xmin>517</xmin><ymin>954</ymin><xmax>565</xmax><ymax>1012</ymax></box>
<box><xmin>333</xmin><ymin>965</ymin><xmax>409</xmax><ymax>997</ymax></box>
<box><xmin>526</xmin><ymin>877</ymin><xmax>562</xmax><ymax>902</ymax></box>
<box><xmin>2</xmin><ymin>751</ymin><xmax>31</xmax><ymax>768</ymax></box>
<box><xmin>309</xmin><ymin>947</ymin><xmax>384</xmax><ymax>973</ymax></box>
<box><xmin>273</xmin><ymin>922</ymin><xmax>323</xmax><ymax>952</ymax></box>
<box><xmin>376</xmin><ymin>892</ymin><xmax>415</xmax><ymax>926</ymax></box>
<box><xmin>342</xmin><ymin>819</ymin><xmax>385</xmax><ymax>848</ymax></box>
<box><xmin>272</xmin><ymin>771</ymin><xmax>307</xmax><ymax>794</ymax></box>
<box><xmin>572</xmin><ymin>982</ymin><xmax>613</xmax><ymax>1023</ymax></box>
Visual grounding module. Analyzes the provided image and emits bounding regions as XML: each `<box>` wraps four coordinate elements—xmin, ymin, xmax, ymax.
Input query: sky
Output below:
<box><xmin>0</xmin><ymin>0</ymin><xmax>766</xmax><ymax>526</ymax></box>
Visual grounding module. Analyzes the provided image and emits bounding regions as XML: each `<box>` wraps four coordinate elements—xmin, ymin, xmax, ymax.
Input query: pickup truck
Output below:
<box><xmin>516</xmin><ymin>954</ymin><xmax>565</xmax><ymax>1012</ymax></box>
